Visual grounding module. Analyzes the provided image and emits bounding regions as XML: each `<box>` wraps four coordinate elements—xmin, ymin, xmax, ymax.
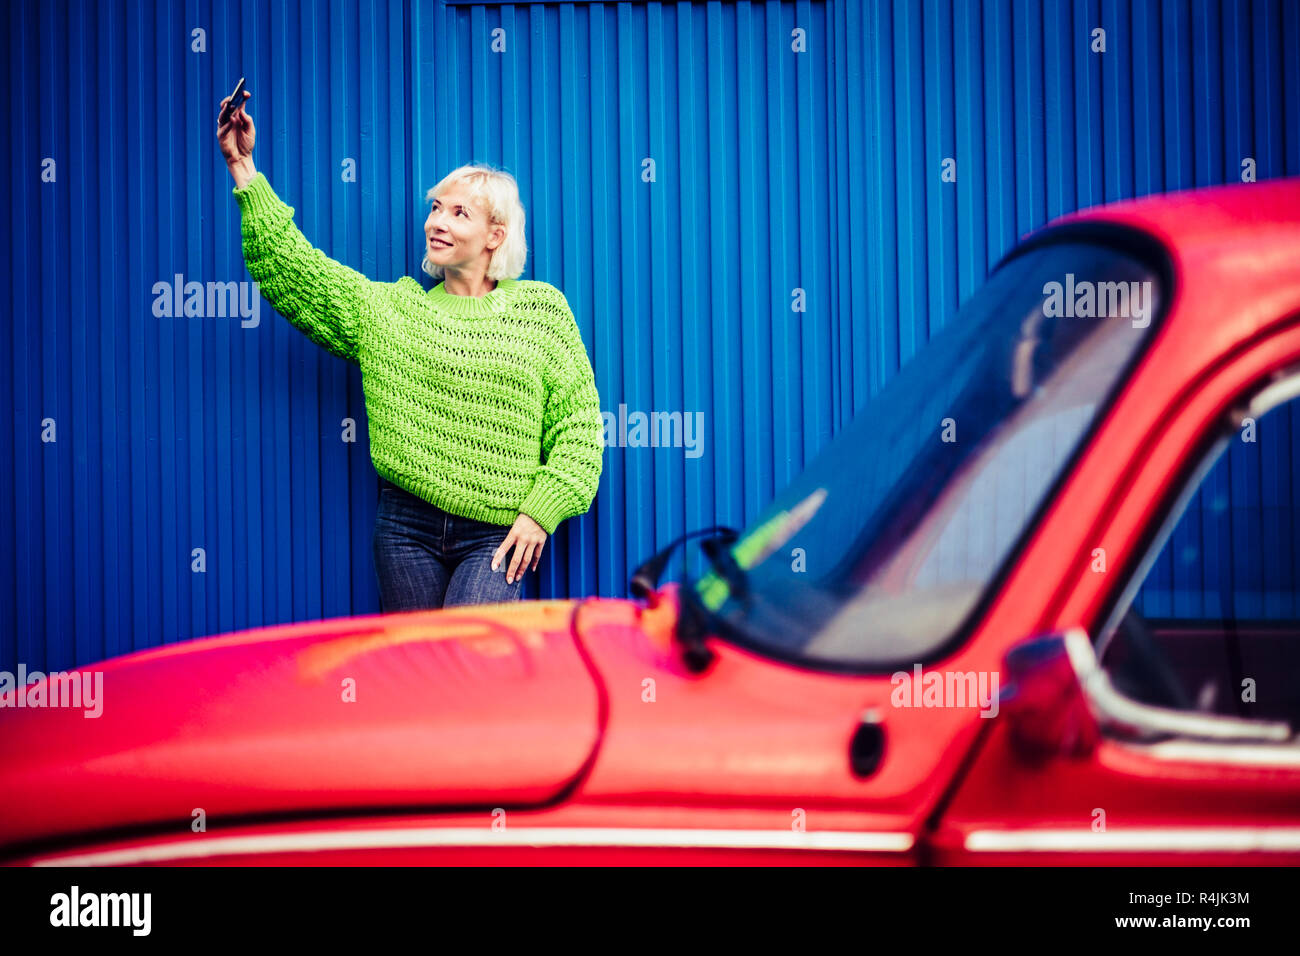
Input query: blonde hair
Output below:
<box><xmin>421</xmin><ymin>164</ymin><xmax>528</xmax><ymax>281</ymax></box>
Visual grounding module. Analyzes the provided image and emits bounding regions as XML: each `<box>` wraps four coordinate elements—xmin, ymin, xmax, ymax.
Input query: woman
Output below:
<box><xmin>216</xmin><ymin>89</ymin><xmax>604</xmax><ymax>611</ymax></box>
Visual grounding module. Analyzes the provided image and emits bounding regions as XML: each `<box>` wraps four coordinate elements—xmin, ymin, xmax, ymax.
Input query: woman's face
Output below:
<box><xmin>425</xmin><ymin>187</ymin><xmax>504</xmax><ymax>273</ymax></box>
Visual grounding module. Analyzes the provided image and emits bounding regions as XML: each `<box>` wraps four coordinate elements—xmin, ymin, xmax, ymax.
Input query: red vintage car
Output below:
<box><xmin>3</xmin><ymin>178</ymin><xmax>1300</xmax><ymax>866</ymax></box>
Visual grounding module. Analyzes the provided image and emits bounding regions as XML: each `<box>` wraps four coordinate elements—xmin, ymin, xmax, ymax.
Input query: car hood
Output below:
<box><xmin>0</xmin><ymin>602</ymin><xmax>600</xmax><ymax>852</ymax></box>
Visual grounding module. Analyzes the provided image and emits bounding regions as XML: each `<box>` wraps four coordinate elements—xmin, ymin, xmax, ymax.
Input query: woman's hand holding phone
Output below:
<box><xmin>217</xmin><ymin>80</ymin><xmax>257</xmax><ymax>188</ymax></box>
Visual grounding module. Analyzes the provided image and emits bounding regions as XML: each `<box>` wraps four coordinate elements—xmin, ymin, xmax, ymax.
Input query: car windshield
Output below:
<box><xmin>685</xmin><ymin>235</ymin><xmax>1164</xmax><ymax>669</ymax></box>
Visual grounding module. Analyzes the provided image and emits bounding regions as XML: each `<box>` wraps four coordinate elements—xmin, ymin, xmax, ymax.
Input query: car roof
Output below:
<box><xmin>1054</xmin><ymin>177</ymin><xmax>1300</xmax><ymax>348</ymax></box>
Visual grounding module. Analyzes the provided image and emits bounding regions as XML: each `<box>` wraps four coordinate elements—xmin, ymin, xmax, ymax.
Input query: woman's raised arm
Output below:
<box><xmin>217</xmin><ymin>90</ymin><xmax>379</xmax><ymax>363</ymax></box>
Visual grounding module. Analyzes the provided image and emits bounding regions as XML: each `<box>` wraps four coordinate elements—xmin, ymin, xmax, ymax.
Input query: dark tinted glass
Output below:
<box><xmin>689</xmin><ymin>239</ymin><xmax>1162</xmax><ymax>668</ymax></box>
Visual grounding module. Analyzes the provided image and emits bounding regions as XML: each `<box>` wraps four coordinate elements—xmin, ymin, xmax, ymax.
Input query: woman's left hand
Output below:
<box><xmin>492</xmin><ymin>513</ymin><xmax>548</xmax><ymax>584</ymax></box>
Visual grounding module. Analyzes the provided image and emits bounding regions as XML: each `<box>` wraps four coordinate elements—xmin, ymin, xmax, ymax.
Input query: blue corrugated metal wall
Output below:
<box><xmin>4</xmin><ymin>0</ymin><xmax>1299</xmax><ymax>672</ymax></box>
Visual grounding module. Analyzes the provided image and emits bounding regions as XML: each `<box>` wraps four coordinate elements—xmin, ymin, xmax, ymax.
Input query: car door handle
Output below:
<box><xmin>849</xmin><ymin>709</ymin><xmax>886</xmax><ymax>779</ymax></box>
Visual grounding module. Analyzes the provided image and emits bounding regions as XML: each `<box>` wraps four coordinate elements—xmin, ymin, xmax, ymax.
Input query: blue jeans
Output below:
<box><xmin>372</xmin><ymin>476</ymin><xmax>523</xmax><ymax>611</ymax></box>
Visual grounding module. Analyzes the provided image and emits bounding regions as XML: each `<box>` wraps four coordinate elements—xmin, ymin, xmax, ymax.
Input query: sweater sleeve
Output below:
<box><xmin>232</xmin><ymin>172</ymin><xmax>374</xmax><ymax>363</ymax></box>
<box><xmin>517</xmin><ymin>295</ymin><xmax>605</xmax><ymax>535</ymax></box>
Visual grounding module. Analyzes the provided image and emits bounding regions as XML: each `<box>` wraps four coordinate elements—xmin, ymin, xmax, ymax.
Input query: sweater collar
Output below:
<box><xmin>428</xmin><ymin>277</ymin><xmax>521</xmax><ymax>315</ymax></box>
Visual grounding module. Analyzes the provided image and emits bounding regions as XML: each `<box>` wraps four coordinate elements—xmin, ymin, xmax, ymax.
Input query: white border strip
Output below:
<box><xmin>33</xmin><ymin>827</ymin><xmax>915</xmax><ymax>867</ymax></box>
<box><xmin>966</xmin><ymin>827</ymin><xmax>1300</xmax><ymax>853</ymax></box>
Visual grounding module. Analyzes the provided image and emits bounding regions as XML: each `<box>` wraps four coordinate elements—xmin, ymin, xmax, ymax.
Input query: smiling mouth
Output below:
<box><xmin>430</xmin><ymin>238</ymin><xmax>452</xmax><ymax>248</ymax></box>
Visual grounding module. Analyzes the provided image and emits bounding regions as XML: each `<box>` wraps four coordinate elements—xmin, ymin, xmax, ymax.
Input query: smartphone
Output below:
<box><xmin>221</xmin><ymin>76</ymin><xmax>246</xmax><ymax>121</ymax></box>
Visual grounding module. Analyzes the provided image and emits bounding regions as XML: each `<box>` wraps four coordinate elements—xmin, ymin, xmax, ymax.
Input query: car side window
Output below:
<box><xmin>1100</xmin><ymin>393</ymin><xmax>1300</xmax><ymax>724</ymax></box>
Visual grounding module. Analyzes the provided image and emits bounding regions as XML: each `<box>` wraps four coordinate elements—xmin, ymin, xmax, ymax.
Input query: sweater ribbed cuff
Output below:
<box><xmin>518</xmin><ymin>475</ymin><xmax>574</xmax><ymax>536</ymax></box>
<box><xmin>232</xmin><ymin>171</ymin><xmax>287</xmax><ymax>222</ymax></box>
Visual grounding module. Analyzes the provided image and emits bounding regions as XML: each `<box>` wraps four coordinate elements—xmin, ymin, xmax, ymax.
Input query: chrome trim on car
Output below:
<box><xmin>32</xmin><ymin>827</ymin><xmax>915</xmax><ymax>866</ymax></box>
<box><xmin>1129</xmin><ymin>739</ymin><xmax>1300</xmax><ymax>767</ymax></box>
<box><xmin>1063</xmin><ymin>629</ymin><xmax>1291</xmax><ymax>743</ymax></box>
<box><xmin>1246</xmin><ymin>366</ymin><xmax>1300</xmax><ymax>419</ymax></box>
<box><xmin>965</xmin><ymin>827</ymin><xmax>1300</xmax><ymax>853</ymax></box>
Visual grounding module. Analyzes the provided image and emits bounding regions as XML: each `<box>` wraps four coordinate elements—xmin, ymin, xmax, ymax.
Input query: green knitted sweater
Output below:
<box><xmin>232</xmin><ymin>172</ymin><xmax>604</xmax><ymax>534</ymax></box>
